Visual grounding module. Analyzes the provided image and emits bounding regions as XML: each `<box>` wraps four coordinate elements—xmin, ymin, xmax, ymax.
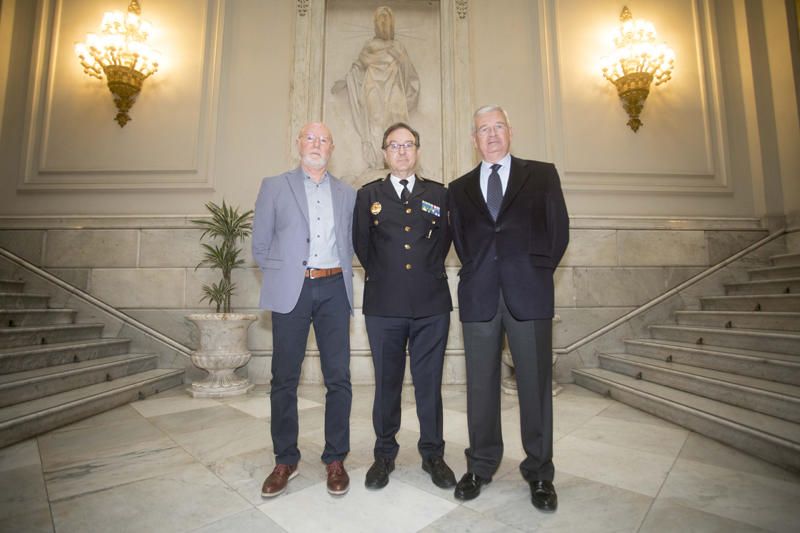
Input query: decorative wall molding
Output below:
<box><xmin>289</xmin><ymin>0</ymin><xmax>474</xmax><ymax>180</ymax></box>
<box><xmin>539</xmin><ymin>0</ymin><xmax>733</xmax><ymax>194</ymax></box>
<box><xmin>297</xmin><ymin>0</ymin><xmax>309</xmax><ymax>17</ymax></box>
<box><xmin>455</xmin><ymin>0</ymin><xmax>468</xmax><ymax>19</ymax></box>
<box><xmin>19</xmin><ymin>0</ymin><xmax>226</xmax><ymax>191</ymax></box>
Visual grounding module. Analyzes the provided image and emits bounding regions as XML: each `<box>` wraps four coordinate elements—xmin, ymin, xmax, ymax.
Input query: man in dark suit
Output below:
<box><xmin>253</xmin><ymin>122</ymin><xmax>356</xmax><ymax>498</ymax></box>
<box><xmin>353</xmin><ymin>122</ymin><xmax>456</xmax><ymax>490</ymax></box>
<box><xmin>447</xmin><ymin>105</ymin><xmax>569</xmax><ymax>511</ymax></box>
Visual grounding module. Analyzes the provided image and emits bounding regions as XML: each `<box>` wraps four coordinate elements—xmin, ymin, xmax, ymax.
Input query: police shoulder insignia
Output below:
<box><xmin>370</xmin><ymin>202</ymin><xmax>382</xmax><ymax>215</ymax></box>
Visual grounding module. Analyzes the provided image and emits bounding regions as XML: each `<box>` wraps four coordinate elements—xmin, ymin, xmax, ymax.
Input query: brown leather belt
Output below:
<box><xmin>304</xmin><ymin>267</ymin><xmax>342</xmax><ymax>279</ymax></box>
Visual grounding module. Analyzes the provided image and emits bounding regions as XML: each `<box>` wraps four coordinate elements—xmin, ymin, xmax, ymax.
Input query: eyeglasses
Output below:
<box><xmin>475</xmin><ymin>123</ymin><xmax>508</xmax><ymax>137</ymax></box>
<box><xmin>385</xmin><ymin>141</ymin><xmax>417</xmax><ymax>152</ymax></box>
<box><xmin>300</xmin><ymin>134</ymin><xmax>331</xmax><ymax>146</ymax></box>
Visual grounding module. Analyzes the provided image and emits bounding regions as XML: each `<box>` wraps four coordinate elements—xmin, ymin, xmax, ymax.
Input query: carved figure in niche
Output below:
<box><xmin>332</xmin><ymin>6</ymin><xmax>420</xmax><ymax>169</ymax></box>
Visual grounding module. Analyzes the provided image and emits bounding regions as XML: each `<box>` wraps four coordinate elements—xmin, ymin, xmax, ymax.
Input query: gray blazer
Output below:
<box><xmin>252</xmin><ymin>167</ymin><xmax>356</xmax><ymax>313</ymax></box>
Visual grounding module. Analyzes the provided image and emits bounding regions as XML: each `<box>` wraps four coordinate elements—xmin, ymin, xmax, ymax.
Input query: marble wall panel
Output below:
<box><xmin>139</xmin><ymin>229</ymin><xmax>205</xmax><ymax>268</ymax></box>
<box><xmin>787</xmin><ymin>230</ymin><xmax>800</xmax><ymax>252</ymax></box>
<box><xmin>90</xmin><ymin>268</ymin><xmax>185</xmax><ymax>308</ymax></box>
<box><xmin>664</xmin><ymin>267</ymin><xmax>707</xmax><ymax>291</ymax></box>
<box><xmin>45</xmin><ymin>230</ymin><xmax>138</xmax><ymax>268</ymax></box>
<box><xmin>573</xmin><ymin>268</ymin><xmax>667</xmax><ymax>307</ymax></box>
<box><xmin>46</xmin><ymin>268</ymin><xmax>90</xmax><ymax>291</ymax></box>
<box><xmin>561</xmin><ymin>229</ymin><xmax>618</xmax><ymax>266</ymax></box>
<box><xmin>618</xmin><ymin>230</ymin><xmax>708</xmax><ymax>266</ymax></box>
<box><xmin>0</xmin><ymin>230</ymin><xmax>45</xmax><ymax>264</ymax></box>
<box><xmin>555</xmin><ymin>267</ymin><xmax>576</xmax><ymax>307</ymax></box>
<box><xmin>705</xmin><ymin>230</ymin><xmax>768</xmax><ymax>263</ymax></box>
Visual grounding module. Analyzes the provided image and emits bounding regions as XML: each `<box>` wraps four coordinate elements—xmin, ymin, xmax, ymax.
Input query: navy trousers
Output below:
<box><xmin>270</xmin><ymin>274</ymin><xmax>352</xmax><ymax>465</ymax></box>
<box><xmin>365</xmin><ymin>312</ymin><xmax>449</xmax><ymax>461</ymax></box>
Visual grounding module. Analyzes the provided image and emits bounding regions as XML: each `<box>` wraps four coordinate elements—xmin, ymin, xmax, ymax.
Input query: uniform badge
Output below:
<box><xmin>370</xmin><ymin>202</ymin><xmax>382</xmax><ymax>215</ymax></box>
<box><xmin>421</xmin><ymin>200</ymin><xmax>440</xmax><ymax>217</ymax></box>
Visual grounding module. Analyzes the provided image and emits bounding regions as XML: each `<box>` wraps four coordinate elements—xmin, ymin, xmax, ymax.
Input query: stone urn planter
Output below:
<box><xmin>187</xmin><ymin>313</ymin><xmax>257</xmax><ymax>398</ymax></box>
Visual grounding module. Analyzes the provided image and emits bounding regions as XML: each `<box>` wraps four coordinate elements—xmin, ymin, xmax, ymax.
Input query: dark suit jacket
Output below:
<box><xmin>353</xmin><ymin>175</ymin><xmax>452</xmax><ymax>318</ymax></box>
<box><xmin>447</xmin><ymin>156</ymin><xmax>569</xmax><ymax>322</ymax></box>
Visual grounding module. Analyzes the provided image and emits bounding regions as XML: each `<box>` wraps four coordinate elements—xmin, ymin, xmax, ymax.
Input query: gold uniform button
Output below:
<box><xmin>405</xmin><ymin>208</ymin><xmax>412</xmax><ymax>214</ymax></box>
<box><xmin>404</xmin><ymin>226</ymin><xmax>411</xmax><ymax>232</ymax></box>
<box><xmin>405</xmin><ymin>263</ymin><xmax>412</xmax><ymax>270</ymax></box>
<box><xmin>373</xmin><ymin>220</ymin><xmax>379</xmax><ymax>226</ymax></box>
<box><xmin>404</xmin><ymin>244</ymin><xmax>411</xmax><ymax>250</ymax></box>
<box><xmin>432</xmin><ymin>220</ymin><xmax>437</xmax><ymax>225</ymax></box>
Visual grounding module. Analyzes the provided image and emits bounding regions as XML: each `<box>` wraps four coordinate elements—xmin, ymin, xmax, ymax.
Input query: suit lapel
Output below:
<box><xmin>463</xmin><ymin>165</ymin><xmax>491</xmax><ymax>219</ymax></box>
<box><xmin>409</xmin><ymin>176</ymin><xmax>427</xmax><ymax>202</ymax></box>
<box><xmin>287</xmin><ymin>168</ymin><xmax>309</xmax><ymax>225</ymax></box>
<box><xmin>498</xmin><ymin>156</ymin><xmax>529</xmax><ymax>220</ymax></box>
<box><xmin>380</xmin><ymin>175</ymin><xmax>400</xmax><ymax>203</ymax></box>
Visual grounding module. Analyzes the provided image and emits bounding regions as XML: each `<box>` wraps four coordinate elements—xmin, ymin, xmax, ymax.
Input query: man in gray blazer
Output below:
<box><xmin>253</xmin><ymin>122</ymin><xmax>357</xmax><ymax>498</ymax></box>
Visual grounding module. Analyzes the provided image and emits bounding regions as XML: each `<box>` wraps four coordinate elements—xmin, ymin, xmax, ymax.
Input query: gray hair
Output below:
<box><xmin>472</xmin><ymin>105</ymin><xmax>511</xmax><ymax>133</ymax></box>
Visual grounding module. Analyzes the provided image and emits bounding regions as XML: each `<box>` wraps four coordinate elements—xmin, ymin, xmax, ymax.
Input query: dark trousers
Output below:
<box><xmin>270</xmin><ymin>274</ymin><xmax>352</xmax><ymax>465</ymax></box>
<box><xmin>462</xmin><ymin>292</ymin><xmax>554</xmax><ymax>481</ymax></box>
<box><xmin>365</xmin><ymin>312</ymin><xmax>450</xmax><ymax>461</ymax></box>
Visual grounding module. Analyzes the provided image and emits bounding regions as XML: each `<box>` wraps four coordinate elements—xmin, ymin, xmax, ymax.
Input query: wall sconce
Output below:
<box><xmin>75</xmin><ymin>0</ymin><xmax>161</xmax><ymax>127</ymax></box>
<box><xmin>600</xmin><ymin>6</ymin><xmax>674</xmax><ymax>132</ymax></box>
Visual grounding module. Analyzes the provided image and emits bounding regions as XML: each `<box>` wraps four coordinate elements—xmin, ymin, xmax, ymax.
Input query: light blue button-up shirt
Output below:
<box><xmin>304</xmin><ymin>173</ymin><xmax>340</xmax><ymax>268</ymax></box>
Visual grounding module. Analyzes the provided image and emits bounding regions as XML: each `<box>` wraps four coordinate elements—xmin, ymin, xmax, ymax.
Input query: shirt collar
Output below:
<box><xmin>481</xmin><ymin>153</ymin><xmax>511</xmax><ymax>172</ymax></box>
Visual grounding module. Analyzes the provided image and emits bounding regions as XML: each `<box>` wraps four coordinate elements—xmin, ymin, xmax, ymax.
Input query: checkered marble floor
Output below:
<box><xmin>2</xmin><ymin>384</ymin><xmax>799</xmax><ymax>532</ymax></box>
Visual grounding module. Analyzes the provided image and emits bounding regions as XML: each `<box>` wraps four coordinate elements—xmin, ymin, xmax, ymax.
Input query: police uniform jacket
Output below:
<box><xmin>353</xmin><ymin>175</ymin><xmax>452</xmax><ymax>318</ymax></box>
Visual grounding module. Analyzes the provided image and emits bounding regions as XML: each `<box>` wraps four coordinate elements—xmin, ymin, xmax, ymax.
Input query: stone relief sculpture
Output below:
<box><xmin>331</xmin><ymin>6</ymin><xmax>420</xmax><ymax>169</ymax></box>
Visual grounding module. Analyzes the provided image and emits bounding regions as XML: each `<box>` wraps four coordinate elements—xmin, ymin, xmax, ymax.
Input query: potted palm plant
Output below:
<box><xmin>186</xmin><ymin>200</ymin><xmax>258</xmax><ymax>398</ymax></box>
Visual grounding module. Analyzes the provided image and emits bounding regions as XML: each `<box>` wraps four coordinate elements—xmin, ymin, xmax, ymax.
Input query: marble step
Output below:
<box><xmin>572</xmin><ymin>368</ymin><xmax>800</xmax><ymax>471</ymax></box>
<box><xmin>771</xmin><ymin>252</ymin><xmax>800</xmax><ymax>267</ymax></box>
<box><xmin>0</xmin><ymin>354</ymin><xmax>158</xmax><ymax>407</ymax></box>
<box><xmin>748</xmin><ymin>265</ymin><xmax>800</xmax><ymax>281</ymax></box>
<box><xmin>674</xmin><ymin>310</ymin><xmax>800</xmax><ymax>332</ymax></box>
<box><xmin>0</xmin><ymin>323</ymin><xmax>104</xmax><ymax>349</ymax></box>
<box><xmin>649</xmin><ymin>324</ymin><xmax>800</xmax><ymax>355</ymax></box>
<box><xmin>624</xmin><ymin>339</ymin><xmax>800</xmax><ymax>386</ymax></box>
<box><xmin>0</xmin><ymin>339</ymin><xmax>131</xmax><ymax>373</ymax></box>
<box><xmin>0</xmin><ymin>280</ymin><xmax>24</xmax><ymax>292</ymax></box>
<box><xmin>0</xmin><ymin>293</ymin><xmax>49</xmax><ymax>309</ymax></box>
<box><xmin>0</xmin><ymin>368</ymin><xmax>184</xmax><ymax>448</ymax></box>
<box><xmin>598</xmin><ymin>353</ymin><xmax>800</xmax><ymax>423</ymax></box>
<box><xmin>725</xmin><ymin>277</ymin><xmax>800</xmax><ymax>296</ymax></box>
<box><xmin>0</xmin><ymin>308</ymin><xmax>76</xmax><ymax>327</ymax></box>
<box><xmin>700</xmin><ymin>294</ymin><xmax>800</xmax><ymax>312</ymax></box>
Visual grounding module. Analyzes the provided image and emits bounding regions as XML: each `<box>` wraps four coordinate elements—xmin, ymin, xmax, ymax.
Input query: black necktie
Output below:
<box><xmin>486</xmin><ymin>163</ymin><xmax>502</xmax><ymax>220</ymax></box>
<box><xmin>399</xmin><ymin>179</ymin><xmax>411</xmax><ymax>204</ymax></box>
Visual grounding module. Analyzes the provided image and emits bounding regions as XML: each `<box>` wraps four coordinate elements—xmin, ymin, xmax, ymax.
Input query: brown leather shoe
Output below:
<box><xmin>326</xmin><ymin>460</ymin><xmax>349</xmax><ymax>495</ymax></box>
<box><xmin>261</xmin><ymin>463</ymin><xmax>298</xmax><ymax>498</ymax></box>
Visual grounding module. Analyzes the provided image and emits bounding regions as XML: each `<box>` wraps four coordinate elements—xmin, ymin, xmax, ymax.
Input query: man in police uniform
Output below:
<box><xmin>353</xmin><ymin>122</ymin><xmax>456</xmax><ymax>490</ymax></box>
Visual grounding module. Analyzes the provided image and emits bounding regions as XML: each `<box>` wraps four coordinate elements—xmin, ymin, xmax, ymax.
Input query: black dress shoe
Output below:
<box><xmin>365</xmin><ymin>457</ymin><xmax>394</xmax><ymax>489</ymax></box>
<box><xmin>422</xmin><ymin>456</ymin><xmax>457</xmax><ymax>489</ymax></box>
<box><xmin>530</xmin><ymin>480</ymin><xmax>558</xmax><ymax>512</ymax></box>
<box><xmin>454</xmin><ymin>472</ymin><xmax>490</xmax><ymax>501</ymax></box>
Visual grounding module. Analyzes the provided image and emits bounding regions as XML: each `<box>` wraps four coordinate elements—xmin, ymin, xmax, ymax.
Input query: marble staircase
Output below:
<box><xmin>574</xmin><ymin>250</ymin><xmax>800</xmax><ymax>471</ymax></box>
<box><xmin>0</xmin><ymin>276</ymin><xmax>184</xmax><ymax>448</ymax></box>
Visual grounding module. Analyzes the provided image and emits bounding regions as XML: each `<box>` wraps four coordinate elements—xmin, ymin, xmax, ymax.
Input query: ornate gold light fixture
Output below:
<box><xmin>601</xmin><ymin>6</ymin><xmax>674</xmax><ymax>132</ymax></box>
<box><xmin>75</xmin><ymin>0</ymin><xmax>161</xmax><ymax>127</ymax></box>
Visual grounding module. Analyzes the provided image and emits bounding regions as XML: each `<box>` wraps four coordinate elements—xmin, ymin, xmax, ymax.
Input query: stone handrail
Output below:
<box><xmin>554</xmin><ymin>227</ymin><xmax>788</xmax><ymax>356</ymax></box>
<box><xmin>0</xmin><ymin>246</ymin><xmax>193</xmax><ymax>358</ymax></box>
